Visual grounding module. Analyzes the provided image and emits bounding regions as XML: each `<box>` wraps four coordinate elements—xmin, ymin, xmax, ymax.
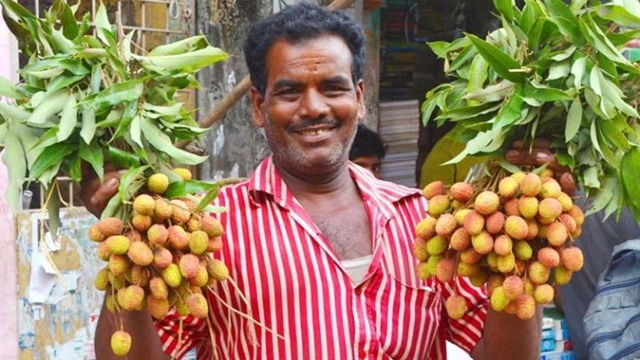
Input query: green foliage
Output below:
<box><xmin>0</xmin><ymin>0</ymin><xmax>227</xmax><ymax>225</ymax></box>
<box><xmin>422</xmin><ymin>0</ymin><xmax>640</xmax><ymax>220</ymax></box>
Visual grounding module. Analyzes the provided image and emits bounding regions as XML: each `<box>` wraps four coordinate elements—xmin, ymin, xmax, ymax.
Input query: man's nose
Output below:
<box><xmin>299</xmin><ymin>89</ymin><xmax>329</xmax><ymax>119</ymax></box>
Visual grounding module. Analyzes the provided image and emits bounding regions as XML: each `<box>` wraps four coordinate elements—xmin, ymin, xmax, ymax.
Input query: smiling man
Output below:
<box><xmin>86</xmin><ymin>3</ymin><xmax>541</xmax><ymax>359</ymax></box>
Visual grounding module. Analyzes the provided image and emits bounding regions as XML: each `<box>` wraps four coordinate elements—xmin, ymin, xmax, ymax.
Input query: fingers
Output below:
<box><xmin>80</xmin><ymin>170</ymin><xmax>124</xmax><ymax>218</ymax></box>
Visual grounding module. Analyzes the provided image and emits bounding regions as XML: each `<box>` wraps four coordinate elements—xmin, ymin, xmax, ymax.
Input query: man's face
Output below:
<box><xmin>352</xmin><ymin>156</ymin><xmax>382</xmax><ymax>179</ymax></box>
<box><xmin>250</xmin><ymin>35</ymin><xmax>365</xmax><ymax>178</ymax></box>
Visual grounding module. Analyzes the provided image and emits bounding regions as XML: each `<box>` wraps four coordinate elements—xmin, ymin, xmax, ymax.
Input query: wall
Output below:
<box><xmin>0</xmin><ymin>11</ymin><xmax>19</xmax><ymax>359</ymax></box>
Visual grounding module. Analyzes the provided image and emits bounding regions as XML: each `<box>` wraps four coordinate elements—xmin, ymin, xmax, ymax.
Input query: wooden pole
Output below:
<box><xmin>179</xmin><ymin>0</ymin><xmax>357</xmax><ymax>149</ymax></box>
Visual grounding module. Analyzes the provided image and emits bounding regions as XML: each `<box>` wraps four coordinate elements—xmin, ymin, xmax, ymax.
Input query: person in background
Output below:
<box><xmin>82</xmin><ymin>3</ymin><xmax>543</xmax><ymax>359</ymax></box>
<box><xmin>349</xmin><ymin>123</ymin><xmax>386</xmax><ymax>179</ymax></box>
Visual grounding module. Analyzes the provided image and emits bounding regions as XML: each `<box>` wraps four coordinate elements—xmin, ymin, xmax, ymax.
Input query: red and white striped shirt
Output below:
<box><xmin>156</xmin><ymin>157</ymin><xmax>488</xmax><ymax>359</ymax></box>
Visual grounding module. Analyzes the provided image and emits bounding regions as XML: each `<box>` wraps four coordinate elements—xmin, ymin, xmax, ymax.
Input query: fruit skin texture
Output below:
<box><xmin>127</xmin><ymin>241</ymin><xmax>154</xmax><ymax>266</ymax></box>
<box><xmin>110</xmin><ymin>330</ymin><xmax>132</xmax><ymax>356</ymax></box>
<box><xmin>450</xmin><ymin>182</ymin><xmax>474</xmax><ymax>203</ymax></box>
<box><xmin>133</xmin><ymin>194</ymin><xmax>156</xmax><ymax>215</ymax></box>
<box><xmin>515</xmin><ymin>294</ymin><xmax>536</xmax><ymax>320</ymax></box>
<box><xmin>97</xmin><ymin>217</ymin><xmax>124</xmax><ymax>237</ymax></box>
<box><xmin>186</xmin><ymin>293</ymin><xmax>209</xmax><ymax>319</ymax></box>
<box><xmin>445</xmin><ymin>295</ymin><xmax>468</xmax><ymax>320</ymax></box>
<box><xmin>561</xmin><ymin>247</ymin><xmax>584</xmax><ymax>271</ymax></box>
<box><xmin>423</xmin><ymin>181</ymin><xmax>446</xmax><ymax>200</ymax></box>
<box><xmin>148</xmin><ymin>173</ymin><xmax>170</xmax><ymax>194</ymax></box>
<box><xmin>474</xmin><ymin>191</ymin><xmax>500</xmax><ymax>215</ymax></box>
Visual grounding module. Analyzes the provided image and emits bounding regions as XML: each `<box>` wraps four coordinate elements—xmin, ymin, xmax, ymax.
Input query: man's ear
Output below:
<box><xmin>356</xmin><ymin>79</ymin><xmax>366</xmax><ymax>120</ymax></box>
<box><xmin>250</xmin><ymin>86</ymin><xmax>266</xmax><ymax>128</ymax></box>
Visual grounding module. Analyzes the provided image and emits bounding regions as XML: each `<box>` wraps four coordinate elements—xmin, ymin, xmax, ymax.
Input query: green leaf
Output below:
<box><xmin>79</xmin><ymin>141</ymin><xmax>104</xmax><ymax>183</ymax></box>
<box><xmin>621</xmin><ymin>148</ymin><xmax>640</xmax><ymax>222</ymax></box>
<box><xmin>81</xmin><ymin>106</ymin><xmax>96</xmax><ymax>144</ymax></box>
<box><xmin>0</xmin><ymin>102</ymin><xmax>31</xmax><ymax>123</ymax></box>
<box><xmin>463</xmin><ymin>80</ymin><xmax>514</xmax><ymax>103</ymax></box>
<box><xmin>149</xmin><ymin>35</ymin><xmax>210</xmax><ymax>56</ymax></box>
<box><xmin>139</xmin><ymin>117</ymin><xmax>208</xmax><ymax>165</ymax></box>
<box><xmin>130</xmin><ymin>115</ymin><xmax>142</xmax><ymax>147</ymax></box>
<box><xmin>92</xmin><ymin>79</ymin><xmax>144</xmax><ymax>107</ymax></box>
<box><xmin>544</xmin><ymin>0</ymin><xmax>583</xmax><ymax>46</ymax></box>
<box><xmin>493</xmin><ymin>87</ymin><xmax>525</xmax><ymax>131</ymax></box>
<box><xmin>195</xmin><ymin>184</ymin><xmax>220</xmax><ymax>213</ymax></box>
<box><xmin>28</xmin><ymin>88</ymin><xmax>70</xmax><ymax>125</ymax></box>
<box><xmin>165</xmin><ymin>179</ymin><xmax>218</xmax><ymax>199</ymax></box>
<box><xmin>580</xmin><ymin>15</ymin><xmax>631</xmax><ymax>66</ymax></box>
<box><xmin>29</xmin><ymin>142</ymin><xmax>74</xmax><ymax>180</ymax></box>
<box><xmin>493</xmin><ymin>0</ymin><xmax>516</xmax><ymax>23</ymax></box>
<box><xmin>108</xmin><ymin>146</ymin><xmax>141</xmax><ymax>169</ymax></box>
<box><xmin>547</xmin><ymin>62</ymin><xmax>571</xmax><ymax>81</ymax></box>
<box><xmin>599</xmin><ymin>119</ymin><xmax>630</xmax><ymax>152</ymax></box>
<box><xmin>599</xmin><ymin>75</ymin><xmax>639</xmax><ymax>119</ymax></box>
<box><xmin>132</xmin><ymin>47</ymin><xmax>228</xmax><ymax>73</ymax></box>
<box><xmin>565</xmin><ymin>97</ymin><xmax>582</xmax><ymax>142</ymax></box>
<box><xmin>94</xmin><ymin>3</ymin><xmax>115</xmax><ymax>47</ymax></box>
<box><xmin>0</xmin><ymin>75</ymin><xmax>23</xmax><ymax>99</ymax></box>
<box><xmin>596</xmin><ymin>4</ymin><xmax>640</xmax><ymax>27</ymax></box>
<box><xmin>1</xmin><ymin>131</ymin><xmax>26</xmax><ymax>211</ymax></box>
<box><xmin>523</xmin><ymin>82</ymin><xmax>573</xmax><ymax>102</ymax></box>
<box><xmin>466</xmin><ymin>56</ymin><xmax>488</xmax><ymax>105</ymax></box>
<box><xmin>57</xmin><ymin>94</ymin><xmax>77</xmax><ymax>141</ymax></box>
<box><xmin>466</xmin><ymin>34</ymin><xmax>526</xmax><ymax>84</ymax></box>
<box><xmin>52</xmin><ymin>0</ymin><xmax>78</xmax><ymax>39</ymax></box>
<box><xmin>520</xmin><ymin>0</ymin><xmax>543</xmax><ymax>35</ymax></box>
<box><xmin>46</xmin><ymin>75</ymin><xmax>84</xmax><ymax>94</ymax></box>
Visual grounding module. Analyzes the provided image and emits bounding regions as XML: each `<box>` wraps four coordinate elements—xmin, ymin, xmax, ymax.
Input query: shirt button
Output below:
<box><xmin>358</xmin><ymin>350</ymin><xmax>367</xmax><ymax>358</ymax></box>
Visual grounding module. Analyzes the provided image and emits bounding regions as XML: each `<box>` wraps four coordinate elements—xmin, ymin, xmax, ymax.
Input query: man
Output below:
<box><xmin>349</xmin><ymin>124</ymin><xmax>386</xmax><ymax>179</ymax></box>
<box><xmin>84</xmin><ymin>3</ymin><xmax>541</xmax><ymax>359</ymax></box>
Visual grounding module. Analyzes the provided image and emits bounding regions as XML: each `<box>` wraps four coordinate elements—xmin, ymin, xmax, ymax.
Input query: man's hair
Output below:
<box><xmin>243</xmin><ymin>2</ymin><xmax>366</xmax><ymax>96</ymax></box>
<box><xmin>349</xmin><ymin>124</ymin><xmax>386</xmax><ymax>160</ymax></box>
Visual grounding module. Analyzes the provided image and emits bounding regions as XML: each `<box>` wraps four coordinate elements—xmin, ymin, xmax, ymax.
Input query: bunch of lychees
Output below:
<box><xmin>414</xmin><ymin>169</ymin><xmax>584</xmax><ymax>321</ymax></box>
<box><xmin>88</xmin><ymin>168</ymin><xmax>228</xmax><ymax>357</ymax></box>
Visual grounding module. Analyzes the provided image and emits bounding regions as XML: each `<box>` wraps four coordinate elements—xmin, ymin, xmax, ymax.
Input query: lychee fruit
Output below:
<box><xmin>147</xmin><ymin>224</ymin><xmax>169</xmax><ymax>246</ymax></box>
<box><xmin>97</xmin><ymin>242</ymin><xmax>112</xmax><ymax>261</ymax></box>
<box><xmin>133</xmin><ymin>194</ymin><xmax>155</xmax><ymax>215</ymax></box>
<box><xmin>525</xmin><ymin>218</ymin><xmax>539</xmax><ymax>240</ymax></box>
<box><xmin>502</xmin><ymin>275</ymin><xmax>524</xmax><ymax>300</ymax></box>
<box><xmin>189</xmin><ymin>265</ymin><xmax>210</xmax><ymax>287</ymax></box>
<box><xmin>450</xmin><ymin>182</ymin><xmax>473</xmax><ymax>203</ymax></box>
<box><xmin>415</xmin><ymin>216</ymin><xmax>437</xmax><ymax>240</ymax></box>
<box><xmin>426</xmin><ymin>235</ymin><xmax>448</xmax><ymax>256</ymax></box>
<box><xmin>528</xmin><ymin>261</ymin><xmax>551</xmax><ymax>285</ymax></box>
<box><xmin>413</xmin><ymin>237</ymin><xmax>429</xmax><ymax>261</ymax></box>
<box><xmin>149</xmin><ymin>277</ymin><xmax>169</xmax><ymax>300</ymax></box>
<box><xmin>474</xmin><ymin>191</ymin><xmax>500</xmax><ymax>215</ymax></box>
<box><xmin>97</xmin><ymin>217</ymin><xmax>124</xmax><ymax>237</ymax></box>
<box><xmin>450</xmin><ymin>228</ymin><xmax>471</xmax><ymax>251</ymax></box>
<box><xmin>106</xmin><ymin>235</ymin><xmax>131</xmax><ymax>255</ymax></box>
<box><xmin>554</xmin><ymin>265</ymin><xmax>573</xmax><ymax>285</ymax></box>
<box><xmin>538</xmin><ymin>198</ymin><xmax>563</xmax><ymax>220</ymax></box>
<box><xmin>88</xmin><ymin>225</ymin><xmax>106</xmax><ymax>242</ymax></box>
<box><xmin>486</xmin><ymin>274</ymin><xmax>505</xmax><ymax>296</ymax></box>
<box><xmin>189</xmin><ymin>230</ymin><xmax>209</xmax><ymax>255</ymax></box>
<box><xmin>153</xmin><ymin>198</ymin><xmax>173</xmax><ymax>222</ymax></box>
<box><xmin>427</xmin><ymin>255</ymin><xmax>442</xmax><ymax>275</ymax></box>
<box><xmin>540</xmin><ymin>179</ymin><xmax>562</xmax><ymax>198</ymax></box>
<box><xmin>513</xmin><ymin>240</ymin><xmax>533</xmax><ymax>261</ymax></box>
<box><xmin>567</xmin><ymin>205</ymin><xmax>585</xmax><ymax>226</ymax></box>
<box><xmin>561</xmin><ymin>247</ymin><xmax>584</xmax><ymax>271</ymax></box>
<box><xmin>459</xmin><ymin>248</ymin><xmax>482</xmax><ymax>264</ymax></box>
<box><xmin>520</xmin><ymin>173</ymin><xmax>542</xmax><ymax>197</ymax></box>
<box><xmin>497</xmin><ymin>253</ymin><xmax>516</xmax><ymax>273</ymax></box>
<box><xmin>558</xmin><ymin>213</ymin><xmax>577</xmax><ymax>234</ymax></box>
<box><xmin>127</xmin><ymin>241</ymin><xmax>154</xmax><ymax>266</ymax></box>
<box><xmin>435</xmin><ymin>258</ymin><xmax>456</xmax><ymax>283</ymax></box>
<box><xmin>110</xmin><ymin>330</ymin><xmax>132</xmax><ymax>357</ymax></box>
<box><xmin>517</xmin><ymin>196</ymin><xmax>539</xmax><ymax>219</ymax></box>
<box><xmin>186</xmin><ymin>293</ymin><xmax>209</xmax><ymax>319</ymax></box>
<box><xmin>208</xmin><ymin>259</ymin><xmax>229</xmax><ymax>281</ymax></box>
<box><xmin>498</xmin><ymin>176</ymin><xmax>519</xmax><ymax>199</ymax></box>
<box><xmin>200</xmin><ymin>215</ymin><xmax>224</xmax><ymax>237</ymax></box>
<box><xmin>454</xmin><ymin>208</ymin><xmax>472</xmax><ymax>226</ymax></box>
<box><xmin>170</xmin><ymin>200</ymin><xmax>191</xmax><ymax>224</ymax></box>
<box><xmin>427</xmin><ymin>195</ymin><xmax>451</xmax><ymax>217</ymax></box>
<box><xmin>485</xmin><ymin>211</ymin><xmax>505</xmax><ymax>234</ymax></box>
<box><xmin>504</xmin><ymin>198</ymin><xmax>520</xmax><ymax>216</ymax></box>
<box><xmin>504</xmin><ymin>215</ymin><xmax>528</xmax><ymax>240</ymax></box>
<box><xmin>108</xmin><ymin>255</ymin><xmax>129</xmax><ymax>279</ymax></box>
<box><xmin>179</xmin><ymin>253</ymin><xmax>201</xmax><ymax>279</ymax></box>
<box><xmin>152</xmin><ymin>247</ymin><xmax>173</xmax><ymax>269</ymax></box>
<box><xmin>557</xmin><ymin>192</ymin><xmax>574</xmax><ymax>212</ymax></box>
<box><xmin>515</xmin><ymin>293</ymin><xmax>536</xmax><ymax>320</ymax></box>
<box><xmin>493</xmin><ymin>234</ymin><xmax>513</xmax><ymax>256</ymax></box>
<box><xmin>207</xmin><ymin>236</ymin><xmax>224</xmax><ymax>252</ymax></box>
<box><xmin>416</xmin><ymin>262</ymin><xmax>431</xmax><ymax>279</ymax></box>
<box><xmin>537</xmin><ymin>247</ymin><xmax>560</xmax><ymax>268</ymax></box>
<box><xmin>422</xmin><ymin>181</ymin><xmax>446</xmax><ymax>200</ymax></box>
<box><xmin>463</xmin><ymin>210</ymin><xmax>485</xmax><ymax>236</ymax></box>
<box><xmin>445</xmin><ymin>295</ymin><xmax>468</xmax><ymax>320</ymax></box>
<box><xmin>161</xmin><ymin>263</ymin><xmax>183</xmax><ymax>288</ymax></box>
<box><xmin>457</xmin><ymin>262</ymin><xmax>482</xmax><ymax>277</ymax></box>
<box><xmin>147</xmin><ymin>296</ymin><xmax>170</xmax><ymax>319</ymax></box>
<box><xmin>172</xmin><ymin>167</ymin><xmax>192</xmax><ymax>181</ymax></box>
<box><xmin>471</xmin><ymin>231</ymin><xmax>494</xmax><ymax>255</ymax></box>
<box><xmin>435</xmin><ymin>213</ymin><xmax>457</xmax><ymax>236</ymax></box>
<box><xmin>120</xmin><ymin>285</ymin><xmax>145</xmax><ymax>311</ymax></box>
<box><xmin>490</xmin><ymin>287</ymin><xmax>510</xmax><ymax>311</ymax></box>
<box><xmin>546</xmin><ymin>222</ymin><xmax>568</xmax><ymax>246</ymax></box>
<box><xmin>534</xmin><ymin>284</ymin><xmax>554</xmax><ymax>304</ymax></box>
<box><xmin>167</xmin><ymin>225</ymin><xmax>189</xmax><ymax>250</ymax></box>
<box><xmin>94</xmin><ymin>267</ymin><xmax>110</xmax><ymax>291</ymax></box>
<box><xmin>148</xmin><ymin>173</ymin><xmax>169</xmax><ymax>195</ymax></box>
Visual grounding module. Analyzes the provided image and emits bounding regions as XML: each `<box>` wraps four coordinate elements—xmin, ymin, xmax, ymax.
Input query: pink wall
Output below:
<box><xmin>0</xmin><ymin>11</ymin><xmax>19</xmax><ymax>360</ymax></box>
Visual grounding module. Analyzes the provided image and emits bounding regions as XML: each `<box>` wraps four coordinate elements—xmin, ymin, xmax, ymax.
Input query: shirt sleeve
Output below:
<box><xmin>442</xmin><ymin>275</ymin><xmax>488</xmax><ymax>354</ymax></box>
<box><xmin>155</xmin><ymin>308</ymin><xmax>212</xmax><ymax>359</ymax></box>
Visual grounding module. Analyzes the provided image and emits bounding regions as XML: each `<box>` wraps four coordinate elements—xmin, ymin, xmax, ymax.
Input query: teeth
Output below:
<box><xmin>300</xmin><ymin>129</ymin><xmax>329</xmax><ymax>136</ymax></box>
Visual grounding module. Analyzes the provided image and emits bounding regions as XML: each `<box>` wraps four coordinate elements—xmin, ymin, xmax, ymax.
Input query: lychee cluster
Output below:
<box><xmin>414</xmin><ymin>170</ymin><xmax>585</xmax><ymax>321</ymax></box>
<box><xmin>88</xmin><ymin>169</ymin><xmax>228</xmax><ymax>357</ymax></box>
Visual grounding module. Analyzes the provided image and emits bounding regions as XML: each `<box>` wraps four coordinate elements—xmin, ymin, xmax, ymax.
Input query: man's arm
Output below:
<box><xmin>470</xmin><ymin>308</ymin><xmax>542</xmax><ymax>360</ymax></box>
<box><xmin>95</xmin><ymin>296</ymin><xmax>170</xmax><ymax>360</ymax></box>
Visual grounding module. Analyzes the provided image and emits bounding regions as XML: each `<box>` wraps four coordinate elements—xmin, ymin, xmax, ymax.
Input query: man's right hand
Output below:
<box><xmin>80</xmin><ymin>163</ymin><xmax>125</xmax><ymax>218</ymax></box>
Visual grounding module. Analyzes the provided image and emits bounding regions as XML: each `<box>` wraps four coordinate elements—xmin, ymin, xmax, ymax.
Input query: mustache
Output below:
<box><xmin>288</xmin><ymin>118</ymin><xmax>339</xmax><ymax>132</ymax></box>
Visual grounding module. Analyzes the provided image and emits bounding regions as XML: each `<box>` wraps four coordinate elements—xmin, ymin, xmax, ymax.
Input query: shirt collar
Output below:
<box><xmin>246</xmin><ymin>156</ymin><xmax>422</xmax><ymax>215</ymax></box>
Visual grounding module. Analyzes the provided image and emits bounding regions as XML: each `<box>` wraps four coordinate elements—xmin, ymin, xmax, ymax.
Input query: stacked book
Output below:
<box><xmin>540</xmin><ymin>305</ymin><xmax>575</xmax><ymax>360</ymax></box>
<box><xmin>378</xmin><ymin>100</ymin><xmax>420</xmax><ymax>188</ymax></box>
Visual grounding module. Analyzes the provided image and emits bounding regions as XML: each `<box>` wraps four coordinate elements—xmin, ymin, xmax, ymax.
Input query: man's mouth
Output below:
<box><xmin>299</xmin><ymin>128</ymin><xmax>331</xmax><ymax>136</ymax></box>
